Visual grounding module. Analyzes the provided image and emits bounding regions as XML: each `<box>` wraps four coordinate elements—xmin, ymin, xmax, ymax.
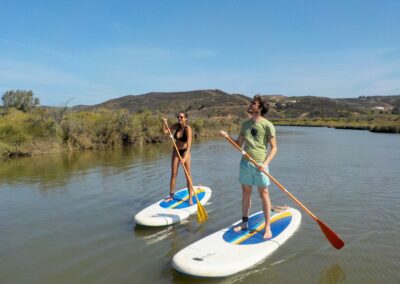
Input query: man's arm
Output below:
<box><xmin>236</xmin><ymin>133</ymin><xmax>244</xmax><ymax>147</ymax></box>
<box><xmin>220</xmin><ymin>131</ymin><xmax>244</xmax><ymax>147</ymax></box>
<box><xmin>262</xmin><ymin>136</ymin><xmax>277</xmax><ymax>167</ymax></box>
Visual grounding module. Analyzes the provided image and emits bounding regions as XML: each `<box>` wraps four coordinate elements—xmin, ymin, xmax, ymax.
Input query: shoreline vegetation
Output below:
<box><xmin>1</xmin><ymin>89</ymin><xmax>399</xmax><ymax>160</ymax></box>
<box><xmin>1</xmin><ymin>107</ymin><xmax>399</xmax><ymax>160</ymax></box>
<box><xmin>0</xmin><ymin>107</ymin><xmax>239</xmax><ymax>160</ymax></box>
<box><xmin>270</xmin><ymin>116</ymin><xmax>400</xmax><ymax>133</ymax></box>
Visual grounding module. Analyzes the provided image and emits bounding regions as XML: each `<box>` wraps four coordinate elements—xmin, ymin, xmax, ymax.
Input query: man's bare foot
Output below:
<box><xmin>271</xmin><ymin>204</ymin><xmax>288</xmax><ymax>213</ymax></box>
<box><xmin>233</xmin><ymin>223</ymin><xmax>248</xmax><ymax>232</ymax></box>
<box><xmin>263</xmin><ymin>226</ymin><xmax>272</xmax><ymax>239</ymax></box>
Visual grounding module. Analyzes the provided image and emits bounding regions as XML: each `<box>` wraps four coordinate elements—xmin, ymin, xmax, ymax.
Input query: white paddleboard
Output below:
<box><xmin>134</xmin><ymin>186</ymin><xmax>212</xmax><ymax>226</ymax></box>
<box><xmin>172</xmin><ymin>207</ymin><xmax>301</xmax><ymax>277</ymax></box>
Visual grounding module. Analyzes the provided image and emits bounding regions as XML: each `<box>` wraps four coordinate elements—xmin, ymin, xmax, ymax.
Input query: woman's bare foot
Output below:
<box><xmin>164</xmin><ymin>193</ymin><xmax>174</xmax><ymax>202</ymax></box>
<box><xmin>263</xmin><ymin>226</ymin><xmax>272</xmax><ymax>239</ymax></box>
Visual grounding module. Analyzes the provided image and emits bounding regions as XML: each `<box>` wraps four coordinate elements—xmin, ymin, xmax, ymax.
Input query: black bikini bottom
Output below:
<box><xmin>175</xmin><ymin>148</ymin><xmax>187</xmax><ymax>156</ymax></box>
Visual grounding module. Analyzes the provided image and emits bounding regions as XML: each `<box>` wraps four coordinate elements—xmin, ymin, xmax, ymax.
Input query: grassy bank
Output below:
<box><xmin>0</xmin><ymin>108</ymin><xmax>239</xmax><ymax>160</ymax></box>
<box><xmin>1</xmin><ymin>107</ymin><xmax>399</xmax><ymax>160</ymax></box>
<box><xmin>270</xmin><ymin>115</ymin><xmax>400</xmax><ymax>133</ymax></box>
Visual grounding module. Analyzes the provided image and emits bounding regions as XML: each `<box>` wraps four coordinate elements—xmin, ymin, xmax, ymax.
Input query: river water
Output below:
<box><xmin>0</xmin><ymin>127</ymin><xmax>399</xmax><ymax>283</ymax></box>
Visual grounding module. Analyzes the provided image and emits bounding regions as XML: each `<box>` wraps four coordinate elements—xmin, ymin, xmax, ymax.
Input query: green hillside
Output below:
<box><xmin>73</xmin><ymin>90</ymin><xmax>400</xmax><ymax>133</ymax></box>
<box><xmin>74</xmin><ymin>89</ymin><xmax>250</xmax><ymax>117</ymax></box>
<box><xmin>74</xmin><ymin>90</ymin><xmax>400</xmax><ymax>119</ymax></box>
<box><xmin>1</xmin><ymin>90</ymin><xmax>399</xmax><ymax>159</ymax></box>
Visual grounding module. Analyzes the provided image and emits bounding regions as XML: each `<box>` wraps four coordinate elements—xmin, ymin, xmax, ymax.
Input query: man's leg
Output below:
<box><xmin>234</xmin><ymin>184</ymin><xmax>252</xmax><ymax>231</ymax></box>
<box><xmin>258</xmin><ymin>187</ymin><xmax>272</xmax><ymax>239</ymax></box>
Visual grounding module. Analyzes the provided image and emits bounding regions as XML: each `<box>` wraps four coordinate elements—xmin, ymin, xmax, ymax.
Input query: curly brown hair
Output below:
<box><xmin>252</xmin><ymin>95</ymin><xmax>269</xmax><ymax>116</ymax></box>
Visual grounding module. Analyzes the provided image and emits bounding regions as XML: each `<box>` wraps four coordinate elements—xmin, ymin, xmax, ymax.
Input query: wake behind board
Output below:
<box><xmin>134</xmin><ymin>186</ymin><xmax>212</xmax><ymax>226</ymax></box>
<box><xmin>172</xmin><ymin>207</ymin><xmax>301</xmax><ymax>277</ymax></box>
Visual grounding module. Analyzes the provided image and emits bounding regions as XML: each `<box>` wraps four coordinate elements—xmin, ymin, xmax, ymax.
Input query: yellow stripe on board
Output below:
<box><xmin>233</xmin><ymin>211</ymin><xmax>293</xmax><ymax>244</ymax></box>
<box><xmin>271</xmin><ymin>211</ymin><xmax>292</xmax><ymax>222</ymax></box>
<box><xmin>233</xmin><ymin>223</ymin><xmax>265</xmax><ymax>244</ymax></box>
<box><xmin>169</xmin><ymin>189</ymin><xmax>205</xmax><ymax>209</ymax></box>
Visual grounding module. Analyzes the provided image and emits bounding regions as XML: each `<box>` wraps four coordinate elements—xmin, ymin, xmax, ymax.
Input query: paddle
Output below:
<box><xmin>221</xmin><ymin>132</ymin><xmax>345</xmax><ymax>249</ymax></box>
<box><xmin>163</xmin><ymin>120</ymin><xmax>208</xmax><ymax>223</ymax></box>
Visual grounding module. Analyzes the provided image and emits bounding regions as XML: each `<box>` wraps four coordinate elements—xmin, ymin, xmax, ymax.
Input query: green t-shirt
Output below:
<box><xmin>239</xmin><ymin>118</ymin><xmax>276</xmax><ymax>163</ymax></box>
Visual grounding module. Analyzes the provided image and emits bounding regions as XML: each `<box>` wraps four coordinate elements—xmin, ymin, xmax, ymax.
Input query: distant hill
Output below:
<box><xmin>73</xmin><ymin>89</ymin><xmax>250</xmax><ymax>117</ymax></box>
<box><xmin>72</xmin><ymin>90</ymin><xmax>400</xmax><ymax>119</ymax></box>
<box><xmin>263</xmin><ymin>94</ymin><xmax>400</xmax><ymax>118</ymax></box>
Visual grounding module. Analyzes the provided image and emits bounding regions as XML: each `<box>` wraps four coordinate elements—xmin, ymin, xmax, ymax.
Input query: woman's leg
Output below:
<box><xmin>183</xmin><ymin>152</ymin><xmax>194</xmax><ymax>205</ymax></box>
<box><xmin>165</xmin><ymin>151</ymin><xmax>179</xmax><ymax>201</ymax></box>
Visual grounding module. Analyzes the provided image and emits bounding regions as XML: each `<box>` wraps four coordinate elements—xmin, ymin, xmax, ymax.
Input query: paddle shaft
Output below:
<box><xmin>222</xmin><ymin>133</ymin><xmax>344</xmax><ymax>249</ymax></box>
<box><xmin>163</xmin><ymin>121</ymin><xmax>200</xmax><ymax>204</ymax></box>
<box><xmin>226</xmin><ymin>136</ymin><xmax>317</xmax><ymax>219</ymax></box>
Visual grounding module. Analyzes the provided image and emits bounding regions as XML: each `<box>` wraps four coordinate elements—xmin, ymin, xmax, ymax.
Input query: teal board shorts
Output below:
<box><xmin>239</xmin><ymin>158</ymin><xmax>270</xmax><ymax>187</ymax></box>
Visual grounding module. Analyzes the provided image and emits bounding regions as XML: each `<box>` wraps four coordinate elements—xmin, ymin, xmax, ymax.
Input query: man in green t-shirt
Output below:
<box><xmin>221</xmin><ymin>95</ymin><xmax>278</xmax><ymax>239</ymax></box>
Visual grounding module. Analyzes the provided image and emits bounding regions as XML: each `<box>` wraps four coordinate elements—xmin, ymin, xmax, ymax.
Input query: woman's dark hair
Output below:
<box><xmin>252</xmin><ymin>95</ymin><xmax>269</xmax><ymax>116</ymax></box>
<box><xmin>177</xmin><ymin>112</ymin><xmax>188</xmax><ymax>119</ymax></box>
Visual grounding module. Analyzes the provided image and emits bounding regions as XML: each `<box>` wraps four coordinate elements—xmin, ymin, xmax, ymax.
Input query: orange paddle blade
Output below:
<box><xmin>317</xmin><ymin>219</ymin><xmax>345</xmax><ymax>249</ymax></box>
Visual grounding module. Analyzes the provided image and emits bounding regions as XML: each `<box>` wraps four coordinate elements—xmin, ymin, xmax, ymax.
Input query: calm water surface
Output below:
<box><xmin>0</xmin><ymin>127</ymin><xmax>399</xmax><ymax>284</ymax></box>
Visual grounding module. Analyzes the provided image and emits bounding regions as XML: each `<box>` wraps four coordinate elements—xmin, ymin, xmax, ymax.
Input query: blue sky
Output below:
<box><xmin>1</xmin><ymin>0</ymin><xmax>400</xmax><ymax>106</ymax></box>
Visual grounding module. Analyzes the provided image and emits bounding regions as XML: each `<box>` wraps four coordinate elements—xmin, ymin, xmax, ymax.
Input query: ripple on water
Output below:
<box><xmin>1</xmin><ymin>128</ymin><xmax>400</xmax><ymax>284</ymax></box>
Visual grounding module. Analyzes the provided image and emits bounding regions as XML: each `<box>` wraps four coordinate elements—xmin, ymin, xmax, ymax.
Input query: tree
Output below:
<box><xmin>1</xmin><ymin>90</ymin><xmax>40</xmax><ymax>112</ymax></box>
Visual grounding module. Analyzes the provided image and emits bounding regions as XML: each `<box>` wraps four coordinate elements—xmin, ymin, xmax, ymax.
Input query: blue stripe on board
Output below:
<box><xmin>222</xmin><ymin>212</ymin><xmax>292</xmax><ymax>245</ymax></box>
<box><xmin>159</xmin><ymin>190</ymin><xmax>206</xmax><ymax>209</ymax></box>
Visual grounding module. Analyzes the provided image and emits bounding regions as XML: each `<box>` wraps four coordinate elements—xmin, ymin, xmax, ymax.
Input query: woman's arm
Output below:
<box><xmin>161</xmin><ymin>118</ymin><xmax>168</xmax><ymax>135</ymax></box>
<box><xmin>182</xmin><ymin>126</ymin><xmax>192</xmax><ymax>163</ymax></box>
<box><xmin>161</xmin><ymin>118</ymin><xmax>177</xmax><ymax>135</ymax></box>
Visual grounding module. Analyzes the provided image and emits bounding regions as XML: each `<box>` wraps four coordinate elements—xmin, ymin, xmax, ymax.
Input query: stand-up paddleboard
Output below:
<box><xmin>134</xmin><ymin>186</ymin><xmax>212</xmax><ymax>226</ymax></box>
<box><xmin>172</xmin><ymin>207</ymin><xmax>301</xmax><ymax>277</ymax></box>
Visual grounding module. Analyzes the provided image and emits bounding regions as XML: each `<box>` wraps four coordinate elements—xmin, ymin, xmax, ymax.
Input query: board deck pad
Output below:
<box><xmin>159</xmin><ymin>189</ymin><xmax>206</xmax><ymax>209</ymax></box>
<box><xmin>172</xmin><ymin>208</ymin><xmax>301</xmax><ymax>277</ymax></box>
<box><xmin>134</xmin><ymin>186</ymin><xmax>212</xmax><ymax>227</ymax></box>
<box><xmin>223</xmin><ymin>211</ymin><xmax>292</xmax><ymax>245</ymax></box>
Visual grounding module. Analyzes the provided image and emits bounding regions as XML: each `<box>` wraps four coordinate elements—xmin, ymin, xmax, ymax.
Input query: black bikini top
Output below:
<box><xmin>174</xmin><ymin>126</ymin><xmax>188</xmax><ymax>142</ymax></box>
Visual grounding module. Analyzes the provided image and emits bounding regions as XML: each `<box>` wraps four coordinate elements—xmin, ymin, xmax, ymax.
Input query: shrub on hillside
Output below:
<box><xmin>2</xmin><ymin>90</ymin><xmax>40</xmax><ymax>112</ymax></box>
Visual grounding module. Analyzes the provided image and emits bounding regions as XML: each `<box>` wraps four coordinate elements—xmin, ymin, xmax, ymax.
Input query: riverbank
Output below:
<box><xmin>1</xmin><ymin>107</ymin><xmax>399</xmax><ymax>160</ymax></box>
<box><xmin>271</xmin><ymin>115</ymin><xmax>400</xmax><ymax>133</ymax></box>
<box><xmin>0</xmin><ymin>108</ymin><xmax>239</xmax><ymax>160</ymax></box>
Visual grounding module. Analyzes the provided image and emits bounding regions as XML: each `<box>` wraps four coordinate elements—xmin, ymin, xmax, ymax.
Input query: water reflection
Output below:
<box><xmin>1</xmin><ymin>127</ymin><xmax>399</xmax><ymax>284</ymax></box>
<box><xmin>318</xmin><ymin>263</ymin><xmax>346</xmax><ymax>284</ymax></box>
<box><xmin>133</xmin><ymin>224</ymin><xmax>176</xmax><ymax>245</ymax></box>
<box><xmin>0</xmin><ymin>144</ymin><xmax>172</xmax><ymax>191</ymax></box>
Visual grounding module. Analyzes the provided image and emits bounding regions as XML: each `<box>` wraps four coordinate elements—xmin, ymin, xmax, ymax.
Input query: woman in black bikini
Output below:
<box><xmin>162</xmin><ymin>112</ymin><xmax>194</xmax><ymax>205</ymax></box>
